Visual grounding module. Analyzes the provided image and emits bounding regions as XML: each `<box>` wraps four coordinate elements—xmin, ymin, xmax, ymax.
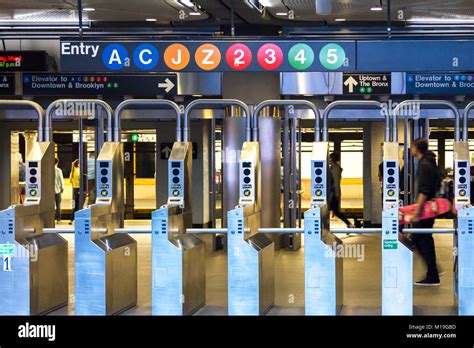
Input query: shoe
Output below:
<box><xmin>414</xmin><ymin>277</ymin><xmax>440</xmax><ymax>287</ymax></box>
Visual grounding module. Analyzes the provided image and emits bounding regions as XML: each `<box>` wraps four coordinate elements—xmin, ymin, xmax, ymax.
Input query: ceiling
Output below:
<box><xmin>1</xmin><ymin>0</ymin><xmax>474</xmax><ymax>32</ymax></box>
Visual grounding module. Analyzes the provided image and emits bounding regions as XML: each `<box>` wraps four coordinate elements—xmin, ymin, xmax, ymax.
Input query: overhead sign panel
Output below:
<box><xmin>342</xmin><ymin>73</ymin><xmax>391</xmax><ymax>95</ymax></box>
<box><xmin>0</xmin><ymin>51</ymin><xmax>48</xmax><ymax>71</ymax></box>
<box><xmin>22</xmin><ymin>73</ymin><xmax>177</xmax><ymax>96</ymax></box>
<box><xmin>0</xmin><ymin>74</ymin><xmax>15</xmax><ymax>95</ymax></box>
<box><xmin>59</xmin><ymin>39</ymin><xmax>356</xmax><ymax>73</ymax></box>
<box><xmin>406</xmin><ymin>73</ymin><xmax>474</xmax><ymax>95</ymax></box>
<box><xmin>358</xmin><ymin>40</ymin><xmax>474</xmax><ymax>72</ymax></box>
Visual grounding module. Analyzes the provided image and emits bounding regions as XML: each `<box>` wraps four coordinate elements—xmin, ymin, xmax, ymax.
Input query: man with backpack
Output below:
<box><xmin>410</xmin><ymin>138</ymin><xmax>442</xmax><ymax>287</ymax></box>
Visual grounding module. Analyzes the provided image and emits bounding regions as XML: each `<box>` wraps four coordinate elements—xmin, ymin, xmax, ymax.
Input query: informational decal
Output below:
<box><xmin>406</xmin><ymin>73</ymin><xmax>474</xmax><ymax>94</ymax></box>
<box><xmin>22</xmin><ymin>73</ymin><xmax>177</xmax><ymax>96</ymax></box>
<box><xmin>343</xmin><ymin>73</ymin><xmax>391</xmax><ymax>95</ymax></box>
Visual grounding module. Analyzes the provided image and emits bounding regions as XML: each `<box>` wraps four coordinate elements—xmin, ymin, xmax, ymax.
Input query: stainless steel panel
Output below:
<box><xmin>281</xmin><ymin>72</ymin><xmax>330</xmax><ymax>95</ymax></box>
<box><xmin>177</xmin><ymin>72</ymin><xmax>222</xmax><ymax>96</ymax></box>
<box><xmin>222</xmin><ymin>116</ymin><xmax>246</xmax><ymax>227</ymax></box>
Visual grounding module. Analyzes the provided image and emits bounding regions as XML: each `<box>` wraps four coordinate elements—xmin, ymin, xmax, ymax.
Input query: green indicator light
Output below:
<box><xmin>360</xmin><ymin>87</ymin><xmax>366</xmax><ymax>93</ymax></box>
<box><xmin>131</xmin><ymin>133</ymin><xmax>139</xmax><ymax>142</ymax></box>
<box><xmin>106</xmin><ymin>83</ymin><xmax>112</xmax><ymax>88</ymax></box>
<box><xmin>113</xmin><ymin>83</ymin><xmax>119</xmax><ymax>88</ymax></box>
<box><xmin>367</xmin><ymin>86</ymin><xmax>373</xmax><ymax>93</ymax></box>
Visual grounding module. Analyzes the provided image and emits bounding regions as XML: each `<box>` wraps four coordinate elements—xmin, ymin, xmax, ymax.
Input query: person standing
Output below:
<box><xmin>329</xmin><ymin>152</ymin><xmax>355</xmax><ymax>228</ymax></box>
<box><xmin>69</xmin><ymin>159</ymin><xmax>80</xmax><ymax>225</ymax></box>
<box><xmin>54</xmin><ymin>158</ymin><xmax>64</xmax><ymax>223</ymax></box>
<box><xmin>410</xmin><ymin>138</ymin><xmax>442</xmax><ymax>286</ymax></box>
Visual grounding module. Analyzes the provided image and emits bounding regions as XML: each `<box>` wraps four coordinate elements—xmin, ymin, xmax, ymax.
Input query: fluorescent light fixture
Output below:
<box><xmin>189</xmin><ymin>12</ymin><xmax>201</xmax><ymax>16</ymax></box>
<box><xmin>146</xmin><ymin>18</ymin><xmax>157</xmax><ymax>21</ymax></box>
<box><xmin>192</xmin><ymin>95</ymin><xmax>203</xmax><ymax>97</ymax></box>
<box><xmin>179</xmin><ymin>0</ymin><xmax>194</xmax><ymax>7</ymax></box>
<box><xmin>407</xmin><ymin>17</ymin><xmax>474</xmax><ymax>24</ymax></box>
<box><xmin>334</xmin><ymin>18</ymin><xmax>346</xmax><ymax>21</ymax></box>
<box><xmin>370</xmin><ymin>6</ymin><xmax>383</xmax><ymax>11</ymax></box>
<box><xmin>276</xmin><ymin>12</ymin><xmax>288</xmax><ymax>16</ymax></box>
<box><xmin>1</xmin><ymin>19</ymin><xmax>88</xmax><ymax>23</ymax></box>
<box><xmin>258</xmin><ymin>0</ymin><xmax>276</xmax><ymax>6</ymax></box>
<box><xmin>82</xmin><ymin>7</ymin><xmax>95</xmax><ymax>11</ymax></box>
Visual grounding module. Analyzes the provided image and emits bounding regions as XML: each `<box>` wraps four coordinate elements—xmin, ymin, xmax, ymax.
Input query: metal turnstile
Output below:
<box><xmin>0</xmin><ymin>101</ymin><xmax>68</xmax><ymax>315</ymax></box>
<box><xmin>112</xmin><ymin>99</ymin><xmax>206</xmax><ymax>315</ymax></box>
<box><xmin>186</xmin><ymin>100</ymin><xmax>274</xmax><ymax>315</ymax></box>
<box><xmin>382</xmin><ymin>100</ymin><xmax>474</xmax><ymax>315</ymax></box>
<box><xmin>73</xmin><ymin>100</ymin><xmax>137</xmax><ymax>315</ymax></box>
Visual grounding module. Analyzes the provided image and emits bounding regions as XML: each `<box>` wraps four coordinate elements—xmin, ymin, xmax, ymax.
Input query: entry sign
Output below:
<box><xmin>406</xmin><ymin>73</ymin><xmax>474</xmax><ymax>95</ymax></box>
<box><xmin>343</xmin><ymin>73</ymin><xmax>391</xmax><ymax>95</ymax></box>
<box><xmin>0</xmin><ymin>74</ymin><xmax>15</xmax><ymax>95</ymax></box>
<box><xmin>160</xmin><ymin>143</ymin><xmax>198</xmax><ymax>160</ymax></box>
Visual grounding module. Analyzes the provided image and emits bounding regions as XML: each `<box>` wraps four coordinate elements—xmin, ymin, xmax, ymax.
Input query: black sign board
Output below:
<box><xmin>0</xmin><ymin>74</ymin><xmax>15</xmax><ymax>95</ymax></box>
<box><xmin>343</xmin><ymin>73</ymin><xmax>391</xmax><ymax>95</ymax></box>
<box><xmin>160</xmin><ymin>143</ymin><xmax>198</xmax><ymax>160</ymax></box>
<box><xmin>0</xmin><ymin>51</ymin><xmax>48</xmax><ymax>72</ymax></box>
<box><xmin>22</xmin><ymin>73</ymin><xmax>177</xmax><ymax>96</ymax></box>
<box><xmin>406</xmin><ymin>73</ymin><xmax>474</xmax><ymax>95</ymax></box>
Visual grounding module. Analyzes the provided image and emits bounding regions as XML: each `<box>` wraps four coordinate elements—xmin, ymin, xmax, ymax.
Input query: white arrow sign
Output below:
<box><xmin>158</xmin><ymin>78</ymin><xmax>175</xmax><ymax>93</ymax></box>
<box><xmin>344</xmin><ymin>76</ymin><xmax>358</xmax><ymax>93</ymax></box>
<box><xmin>161</xmin><ymin>146</ymin><xmax>172</xmax><ymax>158</ymax></box>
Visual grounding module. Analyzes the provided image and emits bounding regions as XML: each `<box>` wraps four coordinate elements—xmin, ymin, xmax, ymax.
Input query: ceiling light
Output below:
<box><xmin>407</xmin><ymin>17</ymin><xmax>474</xmax><ymax>24</ymax></box>
<box><xmin>189</xmin><ymin>12</ymin><xmax>201</xmax><ymax>16</ymax></box>
<box><xmin>258</xmin><ymin>0</ymin><xmax>276</xmax><ymax>6</ymax></box>
<box><xmin>276</xmin><ymin>12</ymin><xmax>288</xmax><ymax>16</ymax></box>
<box><xmin>82</xmin><ymin>7</ymin><xmax>95</xmax><ymax>11</ymax></box>
<box><xmin>179</xmin><ymin>0</ymin><xmax>194</xmax><ymax>7</ymax></box>
<box><xmin>334</xmin><ymin>18</ymin><xmax>346</xmax><ymax>22</ymax></box>
<box><xmin>370</xmin><ymin>6</ymin><xmax>383</xmax><ymax>11</ymax></box>
<box><xmin>146</xmin><ymin>18</ymin><xmax>157</xmax><ymax>21</ymax></box>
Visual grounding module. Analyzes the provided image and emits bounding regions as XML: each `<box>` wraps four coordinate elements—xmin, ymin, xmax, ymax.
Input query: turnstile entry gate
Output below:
<box><xmin>383</xmin><ymin>100</ymin><xmax>474</xmax><ymax>315</ymax></box>
<box><xmin>65</xmin><ymin>100</ymin><xmax>137</xmax><ymax>316</ymax></box>
<box><xmin>114</xmin><ymin>99</ymin><xmax>206</xmax><ymax>316</ymax></box>
<box><xmin>251</xmin><ymin>100</ymin><xmax>344</xmax><ymax>315</ymax></box>
<box><xmin>186</xmin><ymin>99</ymin><xmax>274</xmax><ymax>315</ymax></box>
<box><xmin>0</xmin><ymin>101</ymin><xmax>68</xmax><ymax>315</ymax></box>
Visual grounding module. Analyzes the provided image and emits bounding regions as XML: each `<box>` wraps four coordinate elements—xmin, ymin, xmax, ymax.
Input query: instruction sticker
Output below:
<box><xmin>383</xmin><ymin>239</ymin><xmax>398</xmax><ymax>250</ymax></box>
<box><xmin>0</xmin><ymin>243</ymin><xmax>14</xmax><ymax>256</ymax></box>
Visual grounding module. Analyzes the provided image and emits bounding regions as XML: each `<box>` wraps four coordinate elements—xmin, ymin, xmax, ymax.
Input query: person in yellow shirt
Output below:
<box><xmin>69</xmin><ymin>159</ymin><xmax>81</xmax><ymax>224</ymax></box>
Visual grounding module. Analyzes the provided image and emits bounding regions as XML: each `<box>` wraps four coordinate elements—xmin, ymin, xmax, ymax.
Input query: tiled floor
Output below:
<box><xmin>51</xmin><ymin>219</ymin><xmax>457</xmax><ymax>316</ymax></box>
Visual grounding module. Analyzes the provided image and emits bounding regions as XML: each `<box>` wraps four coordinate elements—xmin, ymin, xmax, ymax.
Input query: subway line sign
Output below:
<box><xmin>60</xmin><ymin>40</ymin><xmax>355</xmax><ymax>73</ymax></box>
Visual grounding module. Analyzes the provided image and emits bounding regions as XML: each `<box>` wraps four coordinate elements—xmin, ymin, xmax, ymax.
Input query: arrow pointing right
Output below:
<box><xmin>158</xmin><ymin>78</ymin><xmax>175</xmax><ymax>93</ymax></box>
<box><xmin>344</xmin><ymin>76</ymin><xmax>359</xmax><ymax>93</ymax></box>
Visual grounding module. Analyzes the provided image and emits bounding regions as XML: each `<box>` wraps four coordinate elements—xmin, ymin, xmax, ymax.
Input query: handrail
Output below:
<box><xmin>183</xmin><ymin>99</ymin><xmax>251</xmax><ymax>142</ymax></box>
<box><xmin>45</xmin><ymin>99</ymin><xmax>113</xmax><ymax>142</ymax></box>
<box><xmin>252</xmin><ymin>100</ymin><xmax>321</xmax><ymax>141</ymax></box>
<box><xmin>0</xmin><ymin>100</ymin><xmax>45</xmax><ymax>141</ymax></box>
<box><xmin>402</xmin><ymin>228</ymin><xmax>455</xmax><ymax>234</ymax></box>
<box><xmin>392</xmin><ymin>100</ymin><xmax>461</xmax><ymax>142</ymax></box>
<box><xmin>322</xmin><ymin>101</ymin><xmax>384</xmax><ymax>142</ymax></box>
<box><xmin>113</xmin><ymin>99</ymin><xmax>182</xmax><ymax>142</ymax></box>
<box><xmin>463</xmin><ymin>101</ymin><xmax>474</xmax><ymax>142</ymax></box>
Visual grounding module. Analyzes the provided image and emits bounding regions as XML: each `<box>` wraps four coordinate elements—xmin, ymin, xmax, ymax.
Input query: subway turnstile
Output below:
<box><xmin>152</xmin><ymin>142</ymin><xmax>205</xmax><ymax>315</ymax></box>
<box><xmin>74</xmin><ymin>142</ymin><xmax>137</xmax><ymax>315</ymax></box>
<box><xmin>453</xmin><ymin>141</ymin><xmax>474</xmax><ymax>315</ymax></box>
<box><xmin>227</xmin><ymin>142</ymin><xmax>274</xmax><ymax>315</ymax></box>
<box><xmin>304</xmin><ymin>141</ymin><xmax>343</xmax><ymax>315</ymax></box>
<box><xmin>381</xmin><ymin>142</ymin><xmax>413</xmax><ymax>315</ymax></box>
<box><xmin>0</xmin><ymin>141</ymin><xmax>68</xmax><ymax>315</ymax></box>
